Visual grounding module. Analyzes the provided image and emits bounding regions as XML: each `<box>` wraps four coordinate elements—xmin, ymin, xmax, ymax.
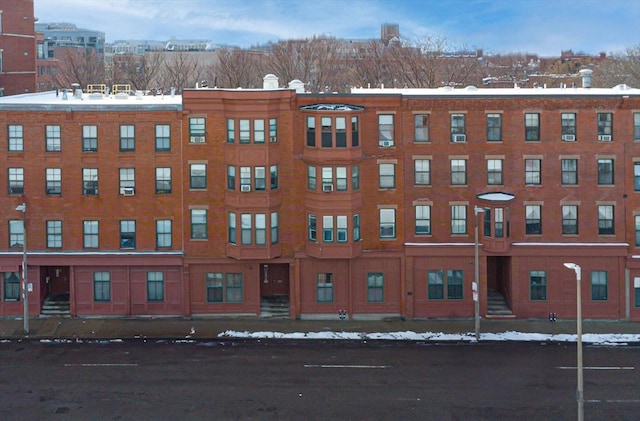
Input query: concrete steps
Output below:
<box><xmin>486</xmin><ymin>289</ymin><xmax>515</xmax><ymax>319</ymax></box>
<box><xmin>260</xmin><ymin>296</ymin><xmax>290</xmax><ymax>319</ymax></box>
<box><xmin>41</xmin><ymin>296</ymin><xmax>71</xmax><ymax>317</ymax></box>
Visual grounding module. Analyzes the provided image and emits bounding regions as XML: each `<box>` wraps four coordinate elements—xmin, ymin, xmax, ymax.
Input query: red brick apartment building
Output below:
<box><xmin>1</xmin><ymin>74</ymin><xmax>640</xmax><ymax>322</ymax></box>
<box><xmin>0</xmin><ymin>0</ymin><xmax>37</xmax><ymax>96</ymax></box>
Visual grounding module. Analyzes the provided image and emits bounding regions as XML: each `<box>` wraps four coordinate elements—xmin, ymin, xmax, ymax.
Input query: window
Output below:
<box><xmin>241</xmin><ymin>214</ymin><xmax>252</xmax><ymax>245</ymax></box>
<box><xmin>227</xmin><ymin>166</ymin><xmax>235</xmax><ymax>190</ymax></box>
<box><xmin>323</xmin><ymin>215</ymin><xmax>334</xmax><ymax>242</ymax></box>
<box><xmin>46</xmin><ymin>168</ymin><xmax>62</xmax><ymax>194</ymax></box>
<box><xmin>269</xmin><ymin>118</ymin><xmax>278</xmax><ymax>142</ymax></box>
<box><xmin>336</xmin><ymin>167</ymin><xmax>347</xmax><ymax>191</ymax></box>
<box><xmin>597</xmin><ymin>159</ymin><xmax>614</xmax><ymax>185</ymax></box>
<box><xmin>367</xmin><ymin>273</ymin><xmax>384</xmax><ymax>302</ymax></box>
<box><xmin>119</xmin><ymin>168</ymin><xmax>135</xmax><ymax>195</ymax></box>
<box><xmin>308</xmin><ymin>214</ymin><xmax>317</xmax><ymax>241</ymax></box>
<box><xmin>83</xmin><ymin>220</ymin><xmax>99</xmax><ymax>248</ymax></box>
<box><xmin>486</xmin><ymin>114</ymin><xmax>502</xmax><ymax>141</ymax></box>
<box><xmin>191</xmin><ymin>209</ymin><xmax>207</xmax><ymax>239</ymax></box>
<box><xmin>3</xmin><ymin>272</ymin><xmax>20</xmax><ymax>301</ymax></box>
<box><xmin>306</xmin><ymin>116</ymin><xmax>315</xmax><ymax>147</ymax></box>
<box><xmin>562</xmin><ymin>205</ymin><xmax>578</xmax><ymax>235</ymax></box>
<box><xmin>270</xmin><ymin>165</ymin><xmax>278</xmax><ymax>190</ymax></box>
<box><xmin>447</xmin><ymin>270</ymin><xmax>464</xmax><ymax>299</ymax></box>
<box><xmin>206</xmin><ymin>273</ymin><xmax>242</xmax><ymax>302</ymax></box>
<box><xmin>317</xmin><ymin>273</ymin><xmax>334</xmax><ymax>303</ymax></box>
<box><xmin>598</xmin><ymin>205</ymin><xmax>614</xmax><ymax>235</ymax></box>
<box><xmin>82</xmin><ymin>125</ymin><xmax>97</xmax><ymax>152</ymax></box>
<box><xmin>597</xmin><ymin>113</ymin><xmax>612</xmax><ymax>139</ymax></box>
<box><xmin>155</xmin><ymin>124</ymin><xmax>171</xmax><ymax>151</ymax></box>
<box><xmin>635</xmin><ymin>277</ymin><xmax>640</xmax><ymax>307</ymax></box>
<box><xmin>451</xmin><ymin>159</ymin><xmax>467</xmax><ymax>185</ymax></box>
<box><xmin>450</xmin><ymin>114</ymin><xmax>465</xmax><ymax>141</ymax></box>
<box><xmin>561</xmin><ymin>113</ymin><xmax>576</xmax><ymax>139</ymax></box>
<box><xmin>238</xmin><ymin>119</ymin><xmax>250</xmax><ymax>144</ymax></box>
<box><xmin>46</xmin><ymin>220</ymin><xmax>62</xmax><ymax>248</ymax></box>
<box><xmin>120</xmin><ymin>125</ymin><xmax>135</xmax><ymax>151</ymax></box>
<box><xmin>156</xmin><ymin>220</ymin><xmax>172</xmax><ymax>247</ymax></box>
<box><xmin>530</xmin><ymin>271</ymin><xmax>547</xmax><ymax>300</ymax></box>
<box><xmin>321</xmin><ymin>117</ymin><xmax>332</xmax><ymax>147</ymax></box>
<box><xmin>254</xmin><ymin>119</ymin><xmax>265</xmax><ymax>143</ymax></box>
<box><xmin>415</xmin><ymin>205</ymin><xmax>431</xmax><ymax>235</ymax></box>
<box><xmin>415</xmin><ymin>159</ymin><xmax>430</xmax><ymax>185</ymax></box>
<box><xmin>561</xmin><ymin>159</ymin><xmax>578</xmax><ymax>185</ymax></box>
<box><xmin>451</xmin><ymin>205</ymin><xmax>467</xmax><ymax>235</ymax></box>
<box><xmin>336</xmin><ymin>117</ymin><xmax>347</xmax><ymax>147</ymax></box>
<box><xmin>487</xmin><ymin>159</ymin><xmax>503</xmax><ymax>185</ymax></box>
<box><xmin>9</xmin><ymin>220</ymin><xmax>24</xmax><ymax>248</ymax></box>
<box><xmin>353</xmin><ymin>214</ymin><xmax>361</xmax><ymax>241</ymax></box>
<box><xmin>634</xmin><ymin>113</ymin><xmax>640</xmax><ymax>141</ymax></box>
<box><xmin>525</xmin><ymin>159</ymin><xmax>541</xmax><ymax>185</ymax></box>
<box><xmin>636</xmin><ymin>216</ymin><xmax>640</xmax><ymax>247</ymax></box>
<box><xmin>206</xmin><ymin>273</ymin><xmax>223</xmax><ymax>302</ymax></box>
<box><xmin>226</xmin><ymin>273</ymin><xmax>243</xmax><ymax>302</ymax></box>
<box><xmin>189</xmin><ymin>117</ymin><xmax>205</xmax><ymax>143</ymax></box>
<box><xmin>45</xmin><ymin>125</ymin><xmax>61</xmax><ymax>151</ymax></box>
<box><xmin>337</xmin><ymin>215</ymin><xmax>347</xmax><ymax>242</ymax></box>
<box><xmin>525</xmin><ymin>205</ymin><xmax>542</xmax><ymax>235</ymax></box>
<box><xmin>378</xmin><ymin>114</ymin><xmax>394</xmax><ymax>146</ymax></box>
<box><xmin>379</xmin><ymin>208</ymin><xmax>396</xmax><ymax>239</ymax></box>
<box><xmin>379</xmin><ymin>163</ymin><xmax>395</xmax><ymax>189</ymax></box>
<box><xmin>255</xmin><ymin>214</ymin><xmax>266</xmax><ymax>245</ymax></box>
<box><xmin>228</xmin><ymin>213</ymin><xmax>236</xmax><ymax>244</ymax></box>
<box><xmin>147</xmin><ymin>272</ymin><xmax>164</xmax><ymax>302</ymax></box>
<box><xmin>271</xmin><ymin>212</ymin><xmax>279</xmax><ymax>244</ymax></box>
<box><xmin>240</xmin><ymin>166</ymin><xmax>251</xmax><ymax>190</ymax></box>
<box><xmin>156</xmin><ymin>167</ymin><xmax>171</xmax><ymax>194</ymax></box>
<box><xmin>94</xmin><ymin>272</ymin><xmax>110</xmax><ymax>302</ymax></box>
<box><xmin>307</xmin><ymin>166</ymin><xmax>316</xmax><ymax>190</ymax></box>
<box><xmin>8</xmin><ymin>167</ymin><xmax>24</xmax><ymax>194</ymax></box>
<box><xmin>591</xmin><ymin>271</ymin><xmax>608</xmax><ymax>301</ymax></box>
<box><xmin>483</xmin><ymin>210</ymin><xmax>491</xmax><ymax>237</ymax></box>
<box><xmin>427</xmin><ymin>270</ymin><xmax>444</xmax><ymax>299</ymax></box>
<box><xmin>525</xmin><ymin>113</ymin><xmax>540</xmax><ymax>141</ymax></box>
<box><xmin>254</xmin><ymin>167</ymin><xmax>266</xmax><ymax>191</ymax></box>
<box><xmin>352</xmin><ymin>116</ymin><xmax>359</xmax><ymax>147</ymax></box>
<box><xmin>226</xmin><ymin>119</ymin><xmax>235</xmax><ymax>143</ymax></box>
<box><xmin>8</xmin><ymin>125</ymin><xmax>23</xmax><ymax>151</ymax></box>
<box><xmin>414</xmin><ymin>114</ymin><xmax>429</xmax><ymax>142</ymax></box>
<box><xmin>83</xmin><ymin>168</ymin><xmax>98</xmax><ymax>195</ymax></box>
<box><xmin>494</xmin><ymin>208</ymin><xmax>505</xmax><ymax>238</ymax></box>
<box><xmin>190</xmin><ymin>164</ymin><xmax>206</xmax><ymax>189</ymax></box>
<box><xmin>352</xmin><ymin>166</ymin><xmax>359</xmax><ymax>190</ymax></box>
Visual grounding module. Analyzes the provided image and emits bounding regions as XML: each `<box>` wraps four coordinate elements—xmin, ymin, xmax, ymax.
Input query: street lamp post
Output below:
<box><xmin>564</xmin><ymin>262</ymin><xmax>583</xmax><ymax>421</ymax></box>
<box><xmin>16</xmin><ymin>203</ymin><xmax>28</xmax><ymax>334</ymax></box>
<box><xmin>473</xmin><ymin>206</ymin><xmax>486</xmax><ymax>341</ymax></box>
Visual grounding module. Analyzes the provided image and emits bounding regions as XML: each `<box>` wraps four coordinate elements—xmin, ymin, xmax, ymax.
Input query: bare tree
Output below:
<box><xmin>156</xmin><ymin>51</ymin><xmax>203</xmax><ymax>91</ymax></box>
<box><xmin>208</xmin><ymin>48</ymin><xmax>265</xmax><ymax>88</ymax></box>
<box><xmin>593</xmin><ymin>45</ymin><xmax>640</xmax><ymax>88</ymax></box>
<box><xmin>110</xmin><ymin>52</ymin><xmax>167</xmax><ymax>91</ymax></box>
<box><xmin>51</xmin><ymin>48</ymin><xmax>105</xmax><ymax>89</ymax></box>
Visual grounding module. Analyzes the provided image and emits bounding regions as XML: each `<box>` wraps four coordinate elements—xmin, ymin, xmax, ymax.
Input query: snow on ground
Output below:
<box><xmin>218</xmin><ymin>330</ymin><xmax>640</xmax><ymax>345</ymax></box>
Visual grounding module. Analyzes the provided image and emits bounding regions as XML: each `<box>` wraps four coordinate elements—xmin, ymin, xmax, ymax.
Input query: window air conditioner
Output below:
<box><xmin>453</xmin><ymin>134</ymin><xmax>466</xmax><ymax>142</ymax></box>
<box><xmin>322</xmin><ymin>183</ymin><xmax>334</xmax><ymax>192</ymax></box>
<box><xmin>190</xmin><ymin>136</ymin><xmax>205</xmax><ymax>143</ymax></box>
<box><xmin>598</xmin><ymin>135</ymin><xmax>612</xmax><ymax>141</ymax></box>
<box><xmin>562</xmin><ymin>134</ymin><xmax>576</xmax><ymax>141</ymax></box>
<box><xmin>121</xmin><ymin>187</ymin><xmax>135</xmax><ymax>196</ymax></box>
<box><xmin>240</xmin><ymin>184</ymin><xmax>251</xmax><ymax>192</ymax></box>
<box><xmin>380</xmin><ymin>140</ymin><xmax>393</xmax><ymax>147</ymax></box>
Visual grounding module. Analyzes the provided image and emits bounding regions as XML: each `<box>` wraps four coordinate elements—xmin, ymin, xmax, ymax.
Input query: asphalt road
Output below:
<box><xmin>1</xmin><ymin>339</ymin><xmax>639</xmax><ymax>421</ymax></box>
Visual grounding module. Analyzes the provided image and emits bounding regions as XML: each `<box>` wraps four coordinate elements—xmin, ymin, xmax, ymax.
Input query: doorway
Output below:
<box><xmin>42</xmin><ymin>266</ymin><xmax>70</xmax><ymax>301</ymax></box>
<box><xmin>259</xmin><ymin>263</ymin><xmax>289</xmax><ymax>297</ymax></box>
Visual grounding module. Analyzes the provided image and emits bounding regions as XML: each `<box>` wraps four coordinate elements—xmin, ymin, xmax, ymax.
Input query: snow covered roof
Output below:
<box><xmin>351</xmin><ymin>84</ymin><xmax>640</xmax><ymax>97</ymax></box>
<box><xmin>477</xmin><ymin>192</ymin><xmax>516</xmax><ymax>202</ymax></box>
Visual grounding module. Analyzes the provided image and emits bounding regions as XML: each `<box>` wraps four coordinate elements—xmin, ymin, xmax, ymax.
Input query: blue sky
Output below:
<box><xmin>35</xmin><ymin>0</ymin><xmax>640</xmax><ymax>56</ymax></box>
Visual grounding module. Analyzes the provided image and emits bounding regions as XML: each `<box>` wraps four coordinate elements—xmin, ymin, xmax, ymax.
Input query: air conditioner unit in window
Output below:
<box><xmin>598</xmin><ymin>135</ymin><xmax>612</xmax><ymax>141</ymax></box>
<box><xmin>322</xmin><ymin>183</ymin><xmax>334</xmax><ymax>192</ymax></box>
<box><xmin>240</xmin><ymin>184</ymin><xmax>251</xmax><ymax>192</ymax></box>
<box><xmin>380</xmin><ymin>140</ymin><xmax>393</xmax><ymax>147</ymax></box>
<box><xmin>190</xmin><ymin>136</ymin><xmax>205</xmax><ymax>143</ymax></box>
<box><xmin>121</xmin><ymin>187</ymin><xmax>135</xmax><ymax>196</ymax></box>
<box><xmin>453</xmin><ymin>134</ymin><xmax>466</xmax><ymax>142</ymax></box>
<box><xmin>562</xmin><ymin>134</ymin><xmax>576</xmax><ymax>141</ymax></box>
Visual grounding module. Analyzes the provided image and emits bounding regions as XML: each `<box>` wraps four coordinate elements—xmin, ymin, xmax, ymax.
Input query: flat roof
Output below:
<box><xmin>350</xmin><ymin>84</ymin><xmax>640</xmax><ymax>97</ymax></box>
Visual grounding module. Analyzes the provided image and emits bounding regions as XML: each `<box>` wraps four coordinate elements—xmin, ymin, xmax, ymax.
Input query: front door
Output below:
<box><xmin>260</xmin><ymin>263</ymin><xmax>289</xmax><ymax>297</ymax></box>
<box><xmin>44</xmin><ymin>266</ymin><xmax>70</xmax><ymax>299</ymax></box>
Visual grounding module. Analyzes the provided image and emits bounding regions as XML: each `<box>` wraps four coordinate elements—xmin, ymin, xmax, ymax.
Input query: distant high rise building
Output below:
<box><xmin>0</xmin><ymin>0</ymin><xmax>36</xmax><ymax>96</ymax></box>
<box><xmin>380</xmin><ymin>23</ymin><xmax>400</xmax><ymax>46</ymax></box>
<box><xmin>35</xmin><ymin>22</ymin><xmax>105</xmax><ymax>57</ymax></box>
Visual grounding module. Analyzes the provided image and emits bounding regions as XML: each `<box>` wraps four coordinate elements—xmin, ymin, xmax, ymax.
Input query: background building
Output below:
<box><xmin>0</xmin><ymin>0</ymin><xmax>36</xmax><ymax>96</ymax></box>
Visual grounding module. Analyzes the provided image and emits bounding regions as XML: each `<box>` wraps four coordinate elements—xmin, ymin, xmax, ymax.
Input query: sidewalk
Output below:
<box><xmin>1</xmin><ymin>316</ymin><xmax>638</xmax><ymax>341</ymax></box>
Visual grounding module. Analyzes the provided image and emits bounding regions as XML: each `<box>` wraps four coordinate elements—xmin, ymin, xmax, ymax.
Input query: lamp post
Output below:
<box><xmin>473</xmin><ymin>206</ymin><xmax>486</xmax><ymax>341</ymax></box>
<box><xmin>16</xmin><ymin>203</ymin><xmax>28</xmax><ymax>334</ymax></box>
<box><xmin>563</xmin><ymin>262</ymin><xmax>583</xmax><ymax>421</ymax></box>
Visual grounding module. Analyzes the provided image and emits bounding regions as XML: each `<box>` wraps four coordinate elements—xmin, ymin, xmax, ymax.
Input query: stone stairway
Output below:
<box><xmin>486</xmin><ymin>289</ymin><xmax>515</xmax><ymax>318</ymax></box>
<box><xmin>41</xmin><ymin>294</ymin><xmax>71</xmax><ymax>317</ymax></box>
<box><xmin>260</xmin><ymin>296</ymin><xmax>290</xmax><ymax>319</ymax></box>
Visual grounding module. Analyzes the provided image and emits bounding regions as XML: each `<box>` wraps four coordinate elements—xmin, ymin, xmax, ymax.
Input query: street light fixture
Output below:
<box><xmin>563</xmin><ymin>262</ymin><xmax>583</xmax><ymax>421</ymax></box>
<box><xmin>473</xmin><ymin>206</ymin><xmax>486</xmax><ymax>341</ymax></box>
<box><xmin>15</xmin><ymin>203</ymin><xmax>28</xmax><ymax>334</ymax></box>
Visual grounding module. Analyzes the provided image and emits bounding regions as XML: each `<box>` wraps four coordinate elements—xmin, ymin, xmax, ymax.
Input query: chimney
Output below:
<box><xmin>579</xmin><ymin>69</ymin><xmax>593</xmax><ymax>88</ymax></box>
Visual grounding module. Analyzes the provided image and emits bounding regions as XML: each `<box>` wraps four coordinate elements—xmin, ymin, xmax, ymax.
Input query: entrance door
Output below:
<box><xmin>44</xmin><ymin>266</ymin><xmax>70</xmax><ymax>299</ymax></box>
<box><xmin>260</xmin><ymin>263</ymin><xmax>289</xmax><ymax>297</ymax></box>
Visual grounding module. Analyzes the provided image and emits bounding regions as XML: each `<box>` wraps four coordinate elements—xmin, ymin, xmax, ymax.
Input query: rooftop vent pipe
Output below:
<box><xmin>579</xmin><ymin>69</ymin><xmax>593</xmax><ymax>88</ymax></box>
